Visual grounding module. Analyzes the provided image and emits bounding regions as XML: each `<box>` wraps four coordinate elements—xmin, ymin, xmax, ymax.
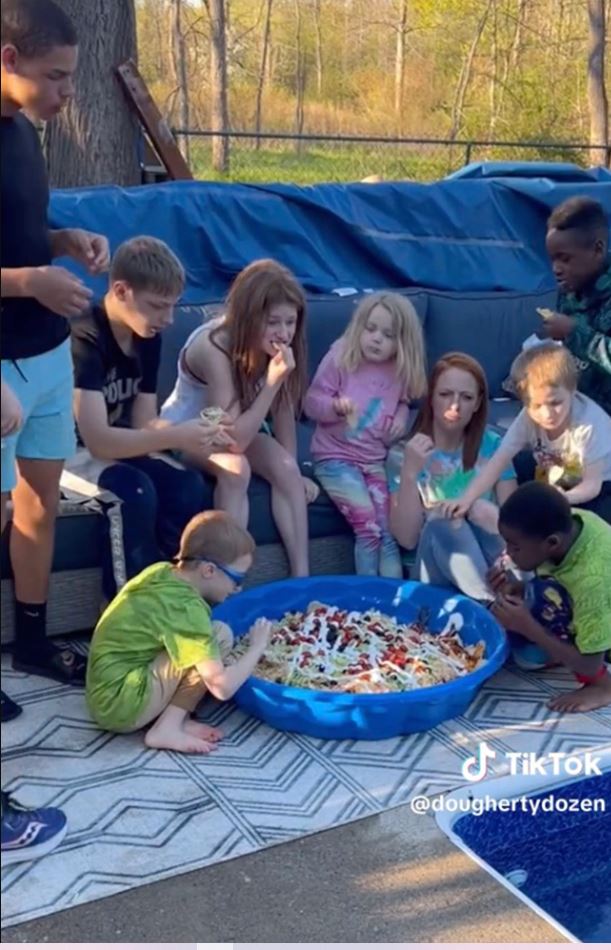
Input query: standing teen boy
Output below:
<box><xmin>1</xmin><ymin>0</ymin><xmax>110</xmax><ymax>683</ymax></box>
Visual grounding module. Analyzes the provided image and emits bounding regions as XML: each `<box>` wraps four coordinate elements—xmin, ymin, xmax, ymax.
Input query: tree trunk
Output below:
<box><xmin>168</xmin><ymin>0</ymin><xmax>191</xmax><ymax>163</ymax></box>
<box><xmin>254</xmin><ymin>0</ymin><xmax>273</xmax><ymax>149</ymax></box>
<box><xmin>313</xmin><ymin>0</ymin><xmax>323</xmax><ymax>97</ymax></box>
<box><xmin>394</xmin><ymin>0</ymin><xmax>408</xmax><ymax>128</ymax></box>
<box><xmin>491</xmin><ymin>0</ymin><xmax>528</xmax><ymax>136</ymax></box>
<box><xmin>587</xmin><ymin>0</ymin><xmax>609</xmax><ymax>167</ymax></box>
<box><xmin>208</xmin><ymin>0</ymin><xmax>230</xmax><ymax>172</ymax></box>
<box><xmin>487</xmin><ymin>0</ymin><xmax>498</xmax><ymax>137</ymax></box>
<box><xmin>449</xmin><ymin>0</ymin><xmax>494</xmax><ymax>141</ymax></box>
<box><xmin>43</xmin><ymin>0</ymin><xmax>140</xmax><ymax>186</ymax></box>
<box><xmin>294</xmin><ymin>0</ymin><xmax>305</xmax><ymax>153</ymax></box>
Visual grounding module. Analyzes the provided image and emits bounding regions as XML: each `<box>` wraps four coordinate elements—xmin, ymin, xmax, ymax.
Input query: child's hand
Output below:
<box><xmin>302</xmin><ymin>475</ymin><xmax>320</xmax><ymax>504</ymax></box>
<box><xmin>540</xmin><ymin>311</ymin><xmax>575</xmax><ymax>341</ymax></box>
<box><xmin>249</xmin><ymin>618</ymin><xmax>273</xmax><ymax>653</ymax></box>
<box><xmin>1</xmin><ymin>382</ymin><xmax>23</xmax><ymax>437</ymax></box>
<box><xmin>332</xmin><ymin>396</ymin><xmax>357</xmax><ymax>421</ymax></box>
<box><xmin>487</xmin><ymin>563</ymin><xmax>510</xmax><ymax>595</ymax></box>
<box><xmin>267</xmin><ymin>344</ymin><xmax>295</xmax><ymax>388</ymax></box>
<box><xmin>173</xmin><ymin>418</ymin><xmax>232</xmax><ymax>452</ymax></box>
<box><xmin>491</xmin><ymin>593</ymin><xmax>534</xmax><ymax>636</ymax></box>
<box><xmin>438</xmin><ymin>497</ymin><xmax>471</xmax><ymax>520</ymax></box>
<box><xmin>210</xmin><ymin>424</ymin><xmax>238</xmax><ymax>451</ymax></box>
<box><xmin>486</xmin><ymin>564</ymin><xmax>524</xmax><ymax>598</ymax></box>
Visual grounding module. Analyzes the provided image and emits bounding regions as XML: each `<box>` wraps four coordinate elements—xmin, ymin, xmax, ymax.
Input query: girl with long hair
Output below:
<box><xmin>389</xmin><ymin>352</ymin><xmax>517</xmax><ymax>600</ymax></box>
<box><xmin>305</xmin><ymin>293</ymin><xmax>427</xmax><ymax>576</ymax></box>
<box><xmin>161</xmin><ymin>259</ymin><xmax>318</xmax><ymax>576</ymax></box>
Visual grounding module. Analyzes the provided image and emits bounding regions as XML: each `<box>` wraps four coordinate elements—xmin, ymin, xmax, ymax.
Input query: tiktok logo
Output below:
<box><xmin>462</xmin><ymin>742</ymin><xmax>497</xmax><ymax>782</ymax></box>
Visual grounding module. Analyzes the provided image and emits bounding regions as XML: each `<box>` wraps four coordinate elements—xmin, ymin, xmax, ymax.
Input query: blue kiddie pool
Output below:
<box><xmin>212</xmin><ymin>576</ymin><xmax>508</xmax><ymax>740</ymax></box>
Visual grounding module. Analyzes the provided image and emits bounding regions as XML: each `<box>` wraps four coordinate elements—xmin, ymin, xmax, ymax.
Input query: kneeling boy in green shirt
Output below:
<box><xmin>489</xmin><ymin>482</ymin><xmax>611</xmax><ymax>714</ymax></box>
<box><xmin>86</xmin><ymin>510</ymin><xmax>270</xmax><ymax>753</ymax></box>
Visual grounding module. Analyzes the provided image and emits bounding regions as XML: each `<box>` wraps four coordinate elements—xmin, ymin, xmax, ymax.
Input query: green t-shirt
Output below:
<box><xmin>536</xmin><ymin>510</ymin><xmax>611</xmax><ymax>655</ymax></box>
<box><xmin>86</xmin><ymin>562</ymin><xmax>220</xmax><ymax>731</ymax></box>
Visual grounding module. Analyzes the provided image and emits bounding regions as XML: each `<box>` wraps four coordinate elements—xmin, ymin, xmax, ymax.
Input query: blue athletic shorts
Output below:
<box><xmin>1</xmin><ymin>339</ymin><xmax>76</xmax><ymax>493</ymax></box>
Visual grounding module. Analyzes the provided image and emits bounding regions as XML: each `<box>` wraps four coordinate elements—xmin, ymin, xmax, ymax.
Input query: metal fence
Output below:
<box><xmin>171</xmin><ymin>129</ymin><xmax>610</xmax><ymax>184</ymax></box>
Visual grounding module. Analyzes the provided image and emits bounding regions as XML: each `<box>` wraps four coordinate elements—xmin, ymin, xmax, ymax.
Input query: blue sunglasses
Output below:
<box><xmin>208</xmin><ymin>560</ymin><xmax>248</xmax><ymax>585</ymax></box>
<box><xmin>178</xmin><ymin>556</ymin><xmax>247</xmax><ymax>585</ymax></box>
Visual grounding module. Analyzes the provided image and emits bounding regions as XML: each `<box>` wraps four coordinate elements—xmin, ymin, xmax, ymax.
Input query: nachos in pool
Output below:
<box><xmin>230</xmin><ymin>602</ymin><xmax>486</xmax><ymax>693</ymax></box>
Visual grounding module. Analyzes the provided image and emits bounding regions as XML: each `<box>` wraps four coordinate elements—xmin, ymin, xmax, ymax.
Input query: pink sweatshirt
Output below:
<box><xmin>304</xmin><ymin>340</ymin><xmax>409</xmax><ymax>464</ymax></box>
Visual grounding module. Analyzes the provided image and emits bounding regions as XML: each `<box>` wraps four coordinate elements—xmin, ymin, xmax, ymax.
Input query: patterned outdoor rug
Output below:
<box><xmin>1</xmin><ymin>653</ymin><xmax>609</xmax><ymax>928</ymax></box>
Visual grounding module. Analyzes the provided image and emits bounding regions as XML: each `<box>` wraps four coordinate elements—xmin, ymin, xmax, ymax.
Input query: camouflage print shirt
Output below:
<box><xmin>557</xmin><ymin>257</ymin><xmax>611</xmax><ymax>416</ymax></box>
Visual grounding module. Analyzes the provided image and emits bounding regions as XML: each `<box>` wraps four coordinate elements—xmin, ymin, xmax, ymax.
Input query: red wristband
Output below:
<box><xmin>574</xmin><ymin>666</ymin><xmax>607</xmax><ymax>685</ymax></box>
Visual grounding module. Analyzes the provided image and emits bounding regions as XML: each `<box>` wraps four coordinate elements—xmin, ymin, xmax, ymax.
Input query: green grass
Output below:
<box><xmin>188</xmin><ymin>142</ymin><xmax>457</xmax><ymax>184</ymax></box>
<box><xmin>186</xmin><ymin>140</ymin><xmax>592</xmax><ymax>185</ymax></box>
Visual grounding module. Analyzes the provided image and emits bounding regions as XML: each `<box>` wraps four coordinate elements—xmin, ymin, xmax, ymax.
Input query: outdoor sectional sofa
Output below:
<box><xmin>0</xmin><ymin>284</ymin><xmax>554</xmax><ymax>642</ymax></box>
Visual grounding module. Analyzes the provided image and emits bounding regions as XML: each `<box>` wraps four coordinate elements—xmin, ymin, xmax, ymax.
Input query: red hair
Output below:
<box><xmin>210</xmin><ymin>259</ymin><xmax>307</xmax><ymax>413</ymax></box>
<box><xmin>413</xmin><ymin>352</ymin><xmax>489</xmax><ymax>470</ymax></box>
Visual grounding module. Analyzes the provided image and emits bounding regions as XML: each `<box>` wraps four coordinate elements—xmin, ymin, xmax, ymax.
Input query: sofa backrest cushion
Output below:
<box><xmin>423</xmin><ymin>288</ymin><xmax>556</xmax><ymax>396</ymax></box>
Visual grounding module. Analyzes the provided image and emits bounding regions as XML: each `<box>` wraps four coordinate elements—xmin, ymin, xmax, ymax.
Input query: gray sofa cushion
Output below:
<box><xmin>423</xmin><ymin>288</ymin><xmax>556</xmax><ymax>396</ymax></box>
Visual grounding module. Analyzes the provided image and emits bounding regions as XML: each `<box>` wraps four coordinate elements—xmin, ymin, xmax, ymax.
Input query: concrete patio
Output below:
<box><xmin>2</xmin><ymin>797</ymin><xmax>564</xmax><ymax>943</ymax></box>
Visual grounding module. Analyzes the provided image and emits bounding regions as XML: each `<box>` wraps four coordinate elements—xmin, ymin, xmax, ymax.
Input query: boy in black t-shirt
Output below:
<box><xmin>67</xmin><ymin>236</ymin><xmax>233</xmax><ymax>588</ymax></box>
<box><xmin>1</xmin><ymin>0</ymin><xmax>110</xmax><ymax>685</ymax></box>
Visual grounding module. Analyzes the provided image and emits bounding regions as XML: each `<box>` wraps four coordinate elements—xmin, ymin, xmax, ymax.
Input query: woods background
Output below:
<box><xmin>45</xmin><ymin>0</ymin><xmax>610</xmax><ymax>185</ymax></box>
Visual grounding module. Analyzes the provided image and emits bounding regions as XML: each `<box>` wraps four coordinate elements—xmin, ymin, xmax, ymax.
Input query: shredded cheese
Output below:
<box><xmin>230</xmin><ymin>601</ymin><xmax>486</xmax><ymax>693</ymax></box>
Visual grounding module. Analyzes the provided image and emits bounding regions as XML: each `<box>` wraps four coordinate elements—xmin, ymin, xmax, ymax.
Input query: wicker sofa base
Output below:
<box><xmin>1</xmin><ymin>534</ymin><xmax>355</xmax><ymax>645</ymax></box>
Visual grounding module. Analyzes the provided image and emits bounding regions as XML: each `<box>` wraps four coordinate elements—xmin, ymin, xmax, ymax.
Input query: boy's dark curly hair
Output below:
<box><xmin>547</xmin><ymin>197</ymin><xmax>608</xmax><ymax>248</ymax></box>
<box><xmin>499</xmin><ymin>482</ymin><xmax>573</xmax><ymax>539</ymax></box>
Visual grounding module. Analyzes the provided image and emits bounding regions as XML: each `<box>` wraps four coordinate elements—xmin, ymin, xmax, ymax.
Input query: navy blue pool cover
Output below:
<box><xmin>454</xmin><ymin>770</ymin><xmax>611</xmax><ymax>942</ymax></box>
<box><xmin>49</xmin><ymin>162</ymin><xmax>611</xmax><ymax>304</ymax></box>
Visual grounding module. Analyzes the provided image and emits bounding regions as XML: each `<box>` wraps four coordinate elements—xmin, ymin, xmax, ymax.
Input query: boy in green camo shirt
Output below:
<box><xmin>543</xmin><ymin>196</ymin><xmax>610</xmax><ymax>415</ymax></box>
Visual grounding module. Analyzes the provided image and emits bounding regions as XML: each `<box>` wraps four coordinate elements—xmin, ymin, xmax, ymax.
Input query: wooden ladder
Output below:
<box><xmin>116</xmin><ymin>59</ymin><xmax>193</xmax><ymax>181</ymax></box>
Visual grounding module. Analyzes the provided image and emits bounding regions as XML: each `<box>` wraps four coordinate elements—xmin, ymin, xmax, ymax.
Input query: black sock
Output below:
<box><xmin>14</xmin><ymin>601</ymin><xmax>53</xmax><ymax>658</ymax></box>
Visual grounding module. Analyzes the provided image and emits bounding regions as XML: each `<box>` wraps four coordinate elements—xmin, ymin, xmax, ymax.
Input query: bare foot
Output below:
<box><xmin>184</xmin><ymin>719</ymin><xmax>223</xmax><ymax>742</ymax></box>
<box><xmin>144</xmin><ymin>722</ymin><xmax>217</xmax><ymax>754</ymax></box>
<box><xmin>548</xmin><ymin>677</ymin><xmax>611</xmax><ymax>713</ymax></box>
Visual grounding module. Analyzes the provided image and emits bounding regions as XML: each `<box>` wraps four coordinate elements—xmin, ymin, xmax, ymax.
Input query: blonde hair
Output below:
<box><xmin>177</xmin><ymin>510</ymin><xmax>255</xmax><ymax>564</ymax></box>
<box><xmin>511</xmin><ymin>344</ymin><xmax>578</xmax><ymax>403</ymax></box>
<box><xmin>110</xmin><ymin>236</ymin><xmax>185</xmax><ymax>298</ymax></box>
<box><xmin>339</xmin><ymin>293</ymin><xmax>427</xmax><ymax>399</ymax></box>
